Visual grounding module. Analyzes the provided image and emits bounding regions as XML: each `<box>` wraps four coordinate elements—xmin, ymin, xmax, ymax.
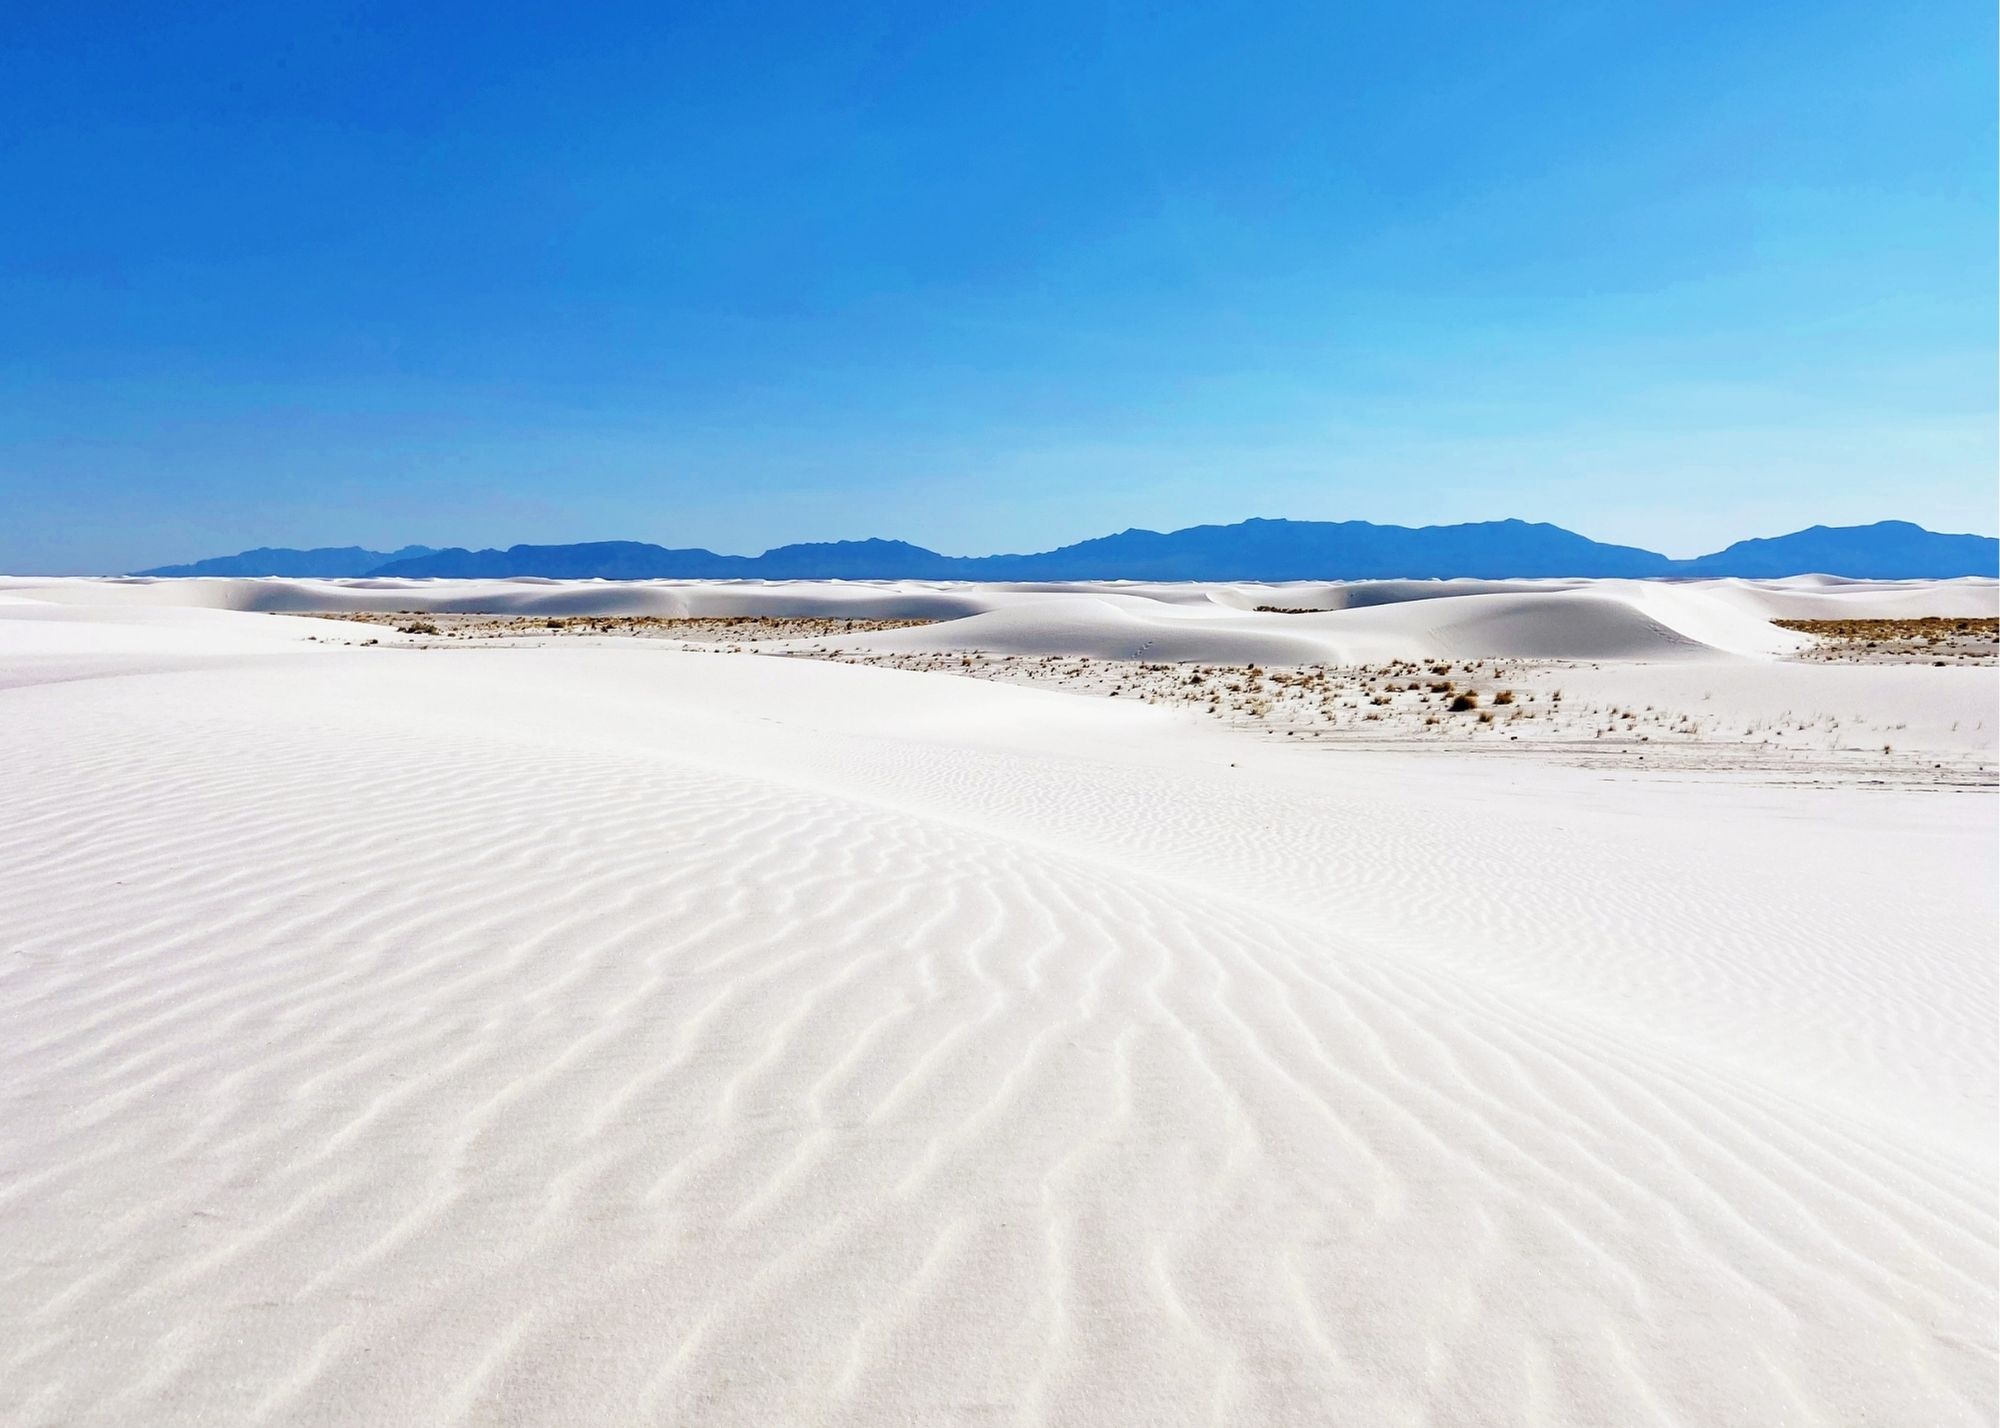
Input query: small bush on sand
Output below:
<box><xmin>1492</xmin><ymin>689</ymin><xmax>1515</xmax><ymax>705</ymax></box>
<box><xmin>1450</xmin><ymin>692</ymin><xmax>1478</xmax><ymax>712</ymax></box>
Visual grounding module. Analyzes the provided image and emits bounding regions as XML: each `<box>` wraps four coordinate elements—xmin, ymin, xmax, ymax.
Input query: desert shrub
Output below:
<box><xmin>1449</xmin><ymin>692</ymin><xmax>1478</xmax><ymax>712</ymax></box>
<box><xmin>1492</xmin><ymin>689</ymin><xmax>1515</xmax><ymax>705</ymax></box>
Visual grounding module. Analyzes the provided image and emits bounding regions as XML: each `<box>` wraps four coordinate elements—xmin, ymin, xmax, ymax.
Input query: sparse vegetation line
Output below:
<box><xmin>288</xmin><ymin>608</ymin><xmax>1993</xmax><ymax>786</ymax></box>
<box><xmin>308</xmin><ymin>612</ymin><xmax>936</xmax><ymax>642</ymax></box>
<box><xmin>1774</xmin><ymin>617</ymin><xmax>1996</xmax><ymax>665</ymax></box>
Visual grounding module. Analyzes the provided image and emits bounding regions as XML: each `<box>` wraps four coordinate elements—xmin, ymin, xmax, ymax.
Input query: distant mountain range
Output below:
<box><xmin>139</xmin><ymin>544</ymin><xmax>442</xmax><ymax>578</ymax></box>
<box><xmin>136</xmin><ymin>519</ymin><xmax>1999</xmax><ymax>582</ymax></box>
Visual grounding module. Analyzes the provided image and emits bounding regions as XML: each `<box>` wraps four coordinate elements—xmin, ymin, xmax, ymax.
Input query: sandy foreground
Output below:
<box><xmin>1</xmin><ymin>575</ymin><xmax>1995</xmax><ymax>1426</ymax></box>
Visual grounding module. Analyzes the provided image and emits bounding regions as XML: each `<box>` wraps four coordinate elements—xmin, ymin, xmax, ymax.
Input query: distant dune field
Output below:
<box><xmin>1</xmin><ymin>576</ymin><xmax>1994</xmax><ymax>1426</ymax></box>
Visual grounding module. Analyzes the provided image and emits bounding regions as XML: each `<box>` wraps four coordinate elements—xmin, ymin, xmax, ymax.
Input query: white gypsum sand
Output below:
<box><xmin>0</xmin><ymin>576</ymin><xmax>1994</xmax><ymax>1426</ymax></box>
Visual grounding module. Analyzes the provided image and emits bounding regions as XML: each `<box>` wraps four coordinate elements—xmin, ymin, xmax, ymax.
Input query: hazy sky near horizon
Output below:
<box><xmin>3</xmin><ymin>2</ymin><xmax>1994</xmax><ymax>572</ymax></box>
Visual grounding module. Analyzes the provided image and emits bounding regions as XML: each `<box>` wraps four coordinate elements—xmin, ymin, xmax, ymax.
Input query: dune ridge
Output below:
<box><xmin>14</xmin><ymin>573</ymin><xmax>1997</xmax><ymax>663</ymax></box>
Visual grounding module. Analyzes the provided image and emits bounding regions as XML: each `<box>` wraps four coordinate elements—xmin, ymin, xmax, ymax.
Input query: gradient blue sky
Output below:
<box><xmin>4</xmin><ymin>1</ymin><xmax>1994</xmax><ymax>571</ymax></box>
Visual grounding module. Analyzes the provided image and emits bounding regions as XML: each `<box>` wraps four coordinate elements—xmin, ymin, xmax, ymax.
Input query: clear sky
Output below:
<box><xmin>4</xmin><ymin>1</ymin><xmax>1994</xmax><ymax>572</ymax></box>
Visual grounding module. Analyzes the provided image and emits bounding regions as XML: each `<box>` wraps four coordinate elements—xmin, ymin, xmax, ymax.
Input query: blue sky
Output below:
<box><xmin>3</xmin><ymin>1</ymin><xmax>1993</xmax><ymax>571</ymax></box>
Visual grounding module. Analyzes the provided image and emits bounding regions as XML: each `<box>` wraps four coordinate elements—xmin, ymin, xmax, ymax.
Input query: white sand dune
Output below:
<box><xmin>0</xmin><ymin>580</ymin><xmax>1994</xmax><ymax>1426</ymax></box>
<box><xmin>20</xmin><ymin>571</ymin><xmax>1988</xmax><ymax>662</ymax></box>
<box><xmin>827</xmin><ymin>585</ymin><xmax>1804</xmax><ymax>664</ymax></box>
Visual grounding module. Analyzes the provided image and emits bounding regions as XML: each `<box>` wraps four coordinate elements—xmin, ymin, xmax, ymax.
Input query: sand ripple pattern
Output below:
<box><xmin>0</xmin><ymin>655</ymin><xmax>1992</xmax><ymax>1426</ymax></box>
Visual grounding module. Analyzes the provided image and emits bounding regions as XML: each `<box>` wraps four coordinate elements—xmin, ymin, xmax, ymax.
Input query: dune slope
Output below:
<box><xmin>0</xmin><ymin>598</ymin><xmax>1993</xmax><ymax>1426</ymax></box>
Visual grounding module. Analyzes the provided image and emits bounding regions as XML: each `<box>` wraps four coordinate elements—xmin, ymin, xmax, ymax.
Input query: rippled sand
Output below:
<box><xmin>1</xmin><ymin>582</ymin><xmax>1993</xmax><ymax>1425</ymax></box>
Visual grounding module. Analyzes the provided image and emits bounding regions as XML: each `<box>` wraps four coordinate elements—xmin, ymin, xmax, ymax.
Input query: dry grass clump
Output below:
<box><xmin>317</xmin><ymin>612</ymin><xmax>935</xmax><ymax>642</ymax></box>
<box><xmin>759</xmin><ymin>645</ymin><xmax>1991</xmax><ymax>783</ymax></box>
<box><xmin>1774</xmin><ymin>617</ymin><xmax>1996</xmax><ymax>638</ymax></box>
<box><xmin>1775</xmin><ymin>616</ymin><xmax>1996</xmax><ymax>665</ymax></box>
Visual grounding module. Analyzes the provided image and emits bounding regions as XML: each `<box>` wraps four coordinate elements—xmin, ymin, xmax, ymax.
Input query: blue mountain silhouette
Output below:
<box><xmin>138</xmin><ymin>545</ymin><xmax>439</xmax><ymax>578</ymax></box>
<box><xmin>135</xmin><ymin>519</ymin><xmax>1998</xmax><ymax>581</ymax></box>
